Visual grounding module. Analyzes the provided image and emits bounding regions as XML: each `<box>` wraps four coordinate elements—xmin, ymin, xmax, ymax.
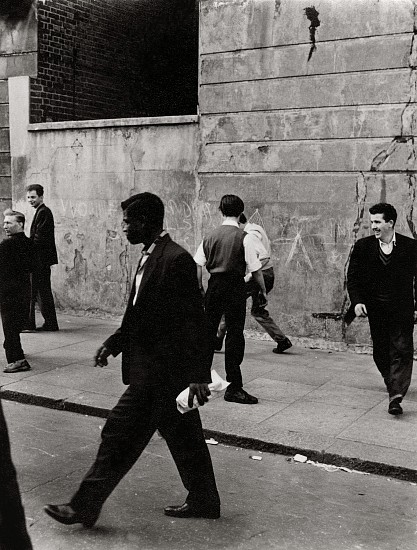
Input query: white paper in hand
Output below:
<box><xmin>176</xmin><ymin>370</ymin><xmax>229</xmax><ymax>414</ymax></box>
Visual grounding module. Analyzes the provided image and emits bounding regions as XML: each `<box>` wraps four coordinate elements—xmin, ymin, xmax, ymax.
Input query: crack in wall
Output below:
<box><xmin>341</xmin><ymin>172</ymin><xmax>368</xmax><ymax>337</ymax></box>
<box><xmin>342</xmin><ymin>4</ymin><xmax>417</xmax><ymax>341</ymax></box>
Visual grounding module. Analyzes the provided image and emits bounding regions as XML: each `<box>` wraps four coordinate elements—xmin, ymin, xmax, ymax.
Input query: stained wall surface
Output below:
<box><xmin>198</xmin><ymin>0</ymin><xmax>417</xmax><ymax>345</ymax></box>
<box><xmin>4</xmin><ymin>0</ymin><xmax>417</xmax><ymax>348</ymax></box>
<box><xmin>12</xmin><ymin>117</ymin><xmax>200</xmax><ymax>314</ymax></box>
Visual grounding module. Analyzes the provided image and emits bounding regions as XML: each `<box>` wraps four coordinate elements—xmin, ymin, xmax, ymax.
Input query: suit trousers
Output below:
<box><xmin>217</xmin><ymin>268</ymin><xmax>286</xmax><ymax>344</ymax></box>
<box><xmin>70</xmin><ymin>384</ymin><xmax>220</xmax><ymax>516</ymax></box>
<box><xmin>367</xmin><ymin>304</ymin><xmax>414</xmax><ymax>401</ymax></box>
<box><xmin>0</xmin><ymin>300</ymin><xmax>28</xmax><ymax>363</ymax></box>
<box><xmin>205</xmin><ymin>274</ymin><xmax>246</xmax><ymax>389</ymax></box>
<box><xmin>0</xmin><ymin>400</ymin><xmax>33</xmax><ymax>550</ymax></box>
<box><xmin>28</xmin><ymin>265</ymin><xmax>58</xmax><ymax>329</ymax></box>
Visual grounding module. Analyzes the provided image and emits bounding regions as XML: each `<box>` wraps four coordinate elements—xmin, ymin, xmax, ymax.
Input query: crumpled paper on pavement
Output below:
<box><xmin>176</xmin><ymin>369</ymin><xmax>229</xmax><ymax>414</ymax></box>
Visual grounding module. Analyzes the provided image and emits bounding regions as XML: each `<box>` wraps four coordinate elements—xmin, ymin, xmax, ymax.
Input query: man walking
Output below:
<box><xmin>0</xmin><ymin>399</ymin><xmax>33</xmax><ymax>549</ymax></box>
<box><xmin>346</xmin><ymin>203</ymin><xmax>417</xmax><ymax>415</ymax></box>
<box><xmin>24</xmin><ymin>184</ymin><xmax>59</xmax><ymax>332</ymax></box>
<box><xmin>194</xmin><ymin>195</ymin><xmax>267</xmax><ymax>405</ymax></box>
<box><xmin>44</xmin><ymin>192</ymin><xmax>220</xmax><ymax>527</ymax></box>
<box><xmin>216</xmin><ymin>213</ymin><xmax>292</xmax><ymax>354</ymax></box>
<box><xmin>0</xmin><ymin>210</ymin><xmax>34</xmax><ymax>374</ymax></box>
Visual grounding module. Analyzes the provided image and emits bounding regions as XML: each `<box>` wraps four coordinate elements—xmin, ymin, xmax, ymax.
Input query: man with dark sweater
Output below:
<box><xmin>0</xmin><ymin>210</ymin><xmax>35</xmax><ymax>373</ymax></box>
<box><xmin>346</xmin><ymin>203</ymin><xmax>417</xmax><ymax>415</ymax></box>
<box><xmin>194</xmin><ymin>195</ymin><xmax>267</xmax><ymax>405</ymax></box>
<box><xmin>24</xmin><ymin>184</ymin><xmax>59</xmax><ymax>332</ymax></box>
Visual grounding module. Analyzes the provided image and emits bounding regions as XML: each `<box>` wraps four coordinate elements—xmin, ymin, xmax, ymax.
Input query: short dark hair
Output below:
<box><xmin>219</xmin><ymin>195</ymin><xmax>244</xmax><ymax>217</ymax></box>
<box><xmin>121</xmin><ymin>192</ymin><xmax>164</xmax><ymax>228</ymax></box>
<box><xmin>26</xmin><ymin>184</ymin><xmax>44</xmax><ymax>197</ymax></box>
<box><xmin>3</xmin><ymin>208</ymin><xmax>25</xmax><ymax>227</ymax></box>
<box><xmin>369</xmin><ymin>203</ymin><xmax>397</xmax><ymax>226</ymax></box>
<box><xmin>239</xmin><ymin>213</ymin><xmax>247</xmax><ymax>224</ymax></box>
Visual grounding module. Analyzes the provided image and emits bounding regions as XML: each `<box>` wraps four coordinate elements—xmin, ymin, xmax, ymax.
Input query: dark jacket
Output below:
<box><xmin>346</xmin><ymin>232</ymin><xmax>417</xmax><ymax>324</ymax></box>
<box><xmin>104</xmin><ymin>234</ymin><xmax>212</xmax><ymax>393</ymax></box>
<box><xmin>0</xmin><ymin>233</ymin><xmax>35</xmax><ymax>303</ymax></box>
<box><xmin>30</xmin><ymin>203</ymin><xmax>58</xmax><ymax>266</ymax></box>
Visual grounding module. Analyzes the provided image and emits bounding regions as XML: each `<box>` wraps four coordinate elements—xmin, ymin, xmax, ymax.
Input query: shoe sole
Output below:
<box><xmin>273</xmin><ymin>344</ymin><xmax>292</xmax><ymax>354</ymax></box>
<box><xmin>3</xmin><ymin>367</ymin><xmax>31</xmax><ymax>373</ymax></box>
<box><xmin>388</xmin><ymin>408</ymin><xmax>403</xmax><ymax>415</ymax></box>
<box><xmin>164</xmin><ymin>510</ymin><xmax>220</xmax><ymax>519</ymax></box>
<box><xmin>224</xmin><ymin>396</ymin><xmax>258</xmax><ymax>405</ymax></box>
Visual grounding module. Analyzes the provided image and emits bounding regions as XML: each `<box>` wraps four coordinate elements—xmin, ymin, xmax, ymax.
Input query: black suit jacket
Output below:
<box><xmin>104</xmin><ymin>234</ymin><xmax>212</xmax><ymax>393</ymax></box>
<box><xmin>345</xmin><ymin>232</ymin><xmax>417</xmax><ymax>324</ymax></box>
<box><xmin>30</xmin><ymin>204</ymin><xmax>58</xmax><ymax>266</ymax></box>
<box><xmin>0</xmin><ymin>233</ymin><xmax>35</xmax><ymax>303</ymax></box>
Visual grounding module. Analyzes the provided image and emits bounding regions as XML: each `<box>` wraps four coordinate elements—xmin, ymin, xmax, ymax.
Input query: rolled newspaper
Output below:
<box><xmin>176</xmin><ymin>369</ymin><xmax>229</xmax><ymax>414</ymax></box>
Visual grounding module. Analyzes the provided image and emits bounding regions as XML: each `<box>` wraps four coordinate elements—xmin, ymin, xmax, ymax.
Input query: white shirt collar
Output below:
<box><xmin>222</xmin><ymin>219</ymin><xmax>239</xmax><ymax>228</ymax></box>
<box><xmin>379</xmin><ymin>231</ymin><xmax>396</xmax><ymax>253</ymax></box>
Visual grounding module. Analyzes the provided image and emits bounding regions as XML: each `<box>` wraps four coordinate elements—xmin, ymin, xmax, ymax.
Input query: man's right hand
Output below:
<box><xmin>354</xmin><ymin>303</ymin><xmax>367</xmax><ymax>317</ymax></box>
<box><xmin>94</xmin><ymin>345</ymin><xmax>111</xmax><ymax>367</ymax></box>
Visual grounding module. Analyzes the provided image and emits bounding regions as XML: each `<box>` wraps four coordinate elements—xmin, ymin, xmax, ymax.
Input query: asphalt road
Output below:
<box><xmin>3</xmin><ymin>400</ymin><xmax>417</xmax><ymax>550</ymax></box>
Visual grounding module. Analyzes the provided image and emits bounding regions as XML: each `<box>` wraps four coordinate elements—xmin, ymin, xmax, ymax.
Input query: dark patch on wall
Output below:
<box><xmin>304</xmin><ymin>6</ymin><xmax>320</xmax><ymax>61</ymax></box>
<box><xmin>31</xmin><ymin>0</ymin><xmax>198</xmax><ymax>122</ymax></box>
<box><xmin>0</xmin><ymin>0</ymin><xmax>32</xmax><ymax>21</ymax></box>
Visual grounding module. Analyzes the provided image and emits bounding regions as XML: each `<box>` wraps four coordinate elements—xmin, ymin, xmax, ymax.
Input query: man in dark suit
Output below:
<box><xmin>0</xmin><ymin>399</ymin><xmax>33</xmax><ymax>549</ymax></box>
<box><xmin>44</xmin><ymin>192</ymin><xmax>220</xmax><ymax>527</ymax></box>
<box><xmin>0</xmin><ymin>210</ymin><xmax>34</xmax><ymax>374</ymax></box>
<box><xmin>346</xmin><ymin>203</ymin><xmax>417</xmax><ymax>415</ymax></box>
<box><xmin>24</xmin><ymin>184</ymin><xmax>59</xmax><ymax>332</ymax></box>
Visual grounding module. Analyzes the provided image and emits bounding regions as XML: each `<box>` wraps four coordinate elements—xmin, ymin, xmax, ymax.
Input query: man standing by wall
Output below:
<box><xmin>216</xmin><ymin>213</ymin><xmax>292</xmax><ymax>355</ymax></box>
<box><xmin>44</xmin><ymin>192</ymin><xmax>220</xmax><ymax>527</ymax></box>
<box><xmin>0</xmin><ymin>210</ymin><xmax>34</xmax><ymax>374</ymax></box>
<box><xmin>346</xmin><ymin>203</ymin><xmax>417</xmax><ymax>416</ymax></box>
<box><xmin>194</xmin><ymin>195</ymin><xmax>267</xmax><ymax>405</ymax></box>
<box><xmin>24</xmin><ymin>184</ymin><xmax>59</xmax><ymax>332</ymax></box>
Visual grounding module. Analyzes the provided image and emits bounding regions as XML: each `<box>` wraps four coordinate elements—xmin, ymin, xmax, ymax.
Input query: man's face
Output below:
<box><xmin>27</xmin><ymin>190</ymin><xmax>43</xmax><ymax>208</ymax></box>
<box><xmin>3</xmin><ymin>215</ymin><xmax>23</xmax><ymax>236</ymax></box>
<box><xmin>370</xmin><ymin>213</ymin><xmax>394</xmax><ymax>242</ymax></box>
<box><xmin>122</xmin><ymin>210</ymin><xmax>145</xmax><ymax>244</ymax></box>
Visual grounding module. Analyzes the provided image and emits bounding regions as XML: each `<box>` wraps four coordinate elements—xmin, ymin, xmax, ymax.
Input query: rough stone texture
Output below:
<box><xmin>0</xmin><ymin>1</ymin><xmax>37</xmax><ymax>54</ymax></box>
<box><xmin>3</xmin><ymin>0</ymin><xmax>417</xmax><ymax>349</ymax></box>
<box><xmin>201</xmin><ymin>33</ymin><xmax>412</xmax><ymax>84</ymax></box>
<box><xmin>12</xmin><ymin>120</ymin><xmax>200</xmax><ymax>314</ymax></box>
<box><xmin>198</xmin><ymin>0</ymin><xmax>417</xmax><ymax>346</ymax></box>
<box><xmin>200</xmin><ymin>0</ymin><xmax>415</xmax><ymax>53</ymax></box>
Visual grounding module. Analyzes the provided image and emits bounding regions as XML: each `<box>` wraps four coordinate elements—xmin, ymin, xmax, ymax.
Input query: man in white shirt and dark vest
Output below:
<box><xmin>346</xmin><ymin>203</ymin><xmax>417</xmax><ymax>415</ymax></box>
<box><xmin>216</xmin><ymin>213</ymin><xmax>292</xmax><ymax>355</ymax></box>
<box><xmin>194</xmin><ymin>195</ymin><xmax>267</xmax><ymax>405</ymax></box>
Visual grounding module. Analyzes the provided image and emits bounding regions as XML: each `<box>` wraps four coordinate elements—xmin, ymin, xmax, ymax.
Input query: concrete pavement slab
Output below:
<box><xmin>1</xmin><ymin>312</ymin><xmax>417</xmax><ymax>481</ymax></box>
<box><xmin>6</xmin><ymin>402</ymin><xmax>416</xmax><ymax>550</ymax></box>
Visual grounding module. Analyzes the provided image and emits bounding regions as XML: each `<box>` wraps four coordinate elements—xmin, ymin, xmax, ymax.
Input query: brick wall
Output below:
<box><xmin>31</xmin><ymin>0</ymin><xmax>198</xmax><ymax>123</ymax></box>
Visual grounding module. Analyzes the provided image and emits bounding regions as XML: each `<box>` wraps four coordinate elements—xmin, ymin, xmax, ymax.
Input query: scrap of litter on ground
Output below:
<box><xmin>291</xmin><ymin>454</ymin><xmax>370</xmax><ymax>475</ymax></box>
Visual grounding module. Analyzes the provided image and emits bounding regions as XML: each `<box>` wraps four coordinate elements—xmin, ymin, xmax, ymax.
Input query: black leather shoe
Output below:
<box><xmin>273</xmin><ymin>337</ymin><xmax>292</xmax><ymax>354</ymax></box>
<box><xmin>21</xmin><ymin>327</ymin><xmax>37</xmax><ymax>333</ymax></box>
<box><xmin>388</xmin><ymin>398</ymin><xmax>403</xmax><ymax>415</ymax></box>
<box><xmin>164</xmin><ymin>502</ymin><xmax>220</xmax><ymax>519</ymax></box>
<box><xmin>37</xmin><ymin>325</ymin><xmax>59</xmax><ymax>332</ymax></box>
<box><xmin>44</xmin><ymin>504</ymin><xmax>98</xmax><ymax>528</ymax></box>
<box><xmin>224</xmin><ymin>388</ymin><xmax>258</xmax><ymax>404</ymax></box>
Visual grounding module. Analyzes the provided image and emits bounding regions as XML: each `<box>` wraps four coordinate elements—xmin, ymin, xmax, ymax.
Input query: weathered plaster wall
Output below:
<box><xmin>199</xmin><ymin>0</ymin><xmax>417</xmax><ymax>347</ymax></box>
<box><xmin>11</xmin><ymin>112</ymin><xmax>200</xmax><ymax>315</ymax></box>
<box><xmin>0</xmin><ymin>0</ymin><xmax>37</xmax><ymax>212</ymax></box>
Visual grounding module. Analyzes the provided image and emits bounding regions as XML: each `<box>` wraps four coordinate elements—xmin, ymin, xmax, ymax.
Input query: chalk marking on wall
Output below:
<box><xmin>285</xmin><ymin>232</ymin><xmax>314</xmax><ymax>270</ymax></box>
